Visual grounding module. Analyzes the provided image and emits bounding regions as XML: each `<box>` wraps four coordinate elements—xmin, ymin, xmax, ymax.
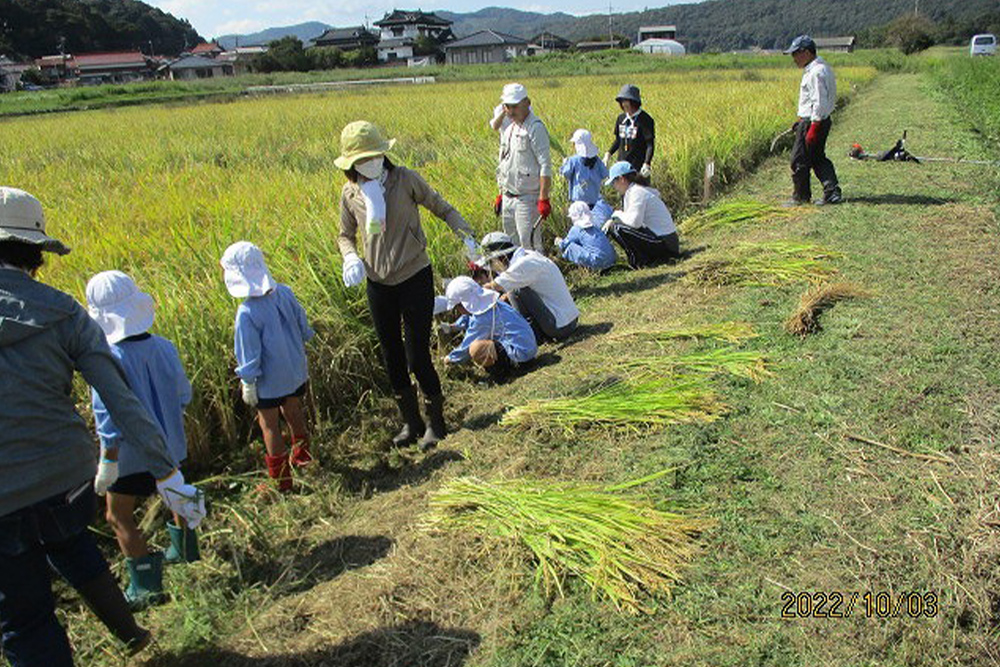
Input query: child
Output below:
<box><xmin>86</xmin><ymin>270</ymin><xmax>200</xmax><ymax>610</ymax></box>
<box><xmin>560</xmin><ymin>129</ymin><xmax>613</xmax><ymax>226</ymax></box>
<box><xmin>441</xmin><ymin>276</ymin><xmax>537</xmax><ymax>380</ymax></box>
<box><xmin>555</xmin><ymin>201</ymin><xmax>618</xmax><ymax>272</ymax></box>
<box><xmin>221</xmin><ymin>241</ymin><xmax>315</xmax><ymax>493</ymax></box>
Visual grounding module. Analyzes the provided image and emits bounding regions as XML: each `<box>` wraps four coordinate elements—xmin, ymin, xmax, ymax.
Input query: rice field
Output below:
<box><xmin>0</xmin><ymin>66</ymin><xmax>875</xmax><ymax>461</ymax></box>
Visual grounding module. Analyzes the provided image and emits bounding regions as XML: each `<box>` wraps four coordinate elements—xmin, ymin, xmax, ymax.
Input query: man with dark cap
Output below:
<box><xmin>604</xmin><ymin>84</ymin><xmax>655</xmax><ymax>179</ymax></box>
<box><xmin>785</xmin><ymin>35</ymin><xmax>843</xmax><ymax>206</ymax></box>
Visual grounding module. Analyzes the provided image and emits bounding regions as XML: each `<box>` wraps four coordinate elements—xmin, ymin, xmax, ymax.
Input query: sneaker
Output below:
<box><xmin>781</xmin><ymin>198</ymin><xmax>811</xmax><ymax>208</ymax></box>
<box><xmin>814</xmin><ymin>193</ymin><xmax>844</xmax><ymax>206</ymax></box>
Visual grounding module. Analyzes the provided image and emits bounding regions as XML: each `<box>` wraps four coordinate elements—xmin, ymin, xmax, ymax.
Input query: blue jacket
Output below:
<box><xmin>0</xmin><ymin>269</ymin><xmax>175</xmax><ymax>518</ymax></box>
<box><xmin>92</xmin><ymin>334</ymin><xmax>190</xmax><ymax>477</ymax></box>
<box><xmin>560</xmin><ymin>155</ymin><xmax>609</xmax><ymax>206</ymax></box>
<box><xmin>446</xmin><ymin>302</ymin><xmax>537</xmax><ymax>365</ymax></box>
<box><xmin>234</xmin><ymin>283</ymin><xmax>314</xmax><ymax>400</ymax></box>
<box><xmin>559</xmin><ymin>224</ymin><xmax>617</xmax><ymax>271</ymax></box>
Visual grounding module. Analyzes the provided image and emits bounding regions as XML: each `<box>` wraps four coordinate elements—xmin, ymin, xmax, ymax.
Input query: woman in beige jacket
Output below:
<box><xmin>336</xmin><ymin>121</ymin><xmax>476</xmax><ymax>450</ymax></box>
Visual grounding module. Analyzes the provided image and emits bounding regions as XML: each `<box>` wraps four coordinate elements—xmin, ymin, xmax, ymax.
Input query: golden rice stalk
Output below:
<box><xmin>784</xmin><ymin>281</ymin><xmax>873</xmax><ymax>336</ymax></box>
<box><xmin>615</xmin><ymin>321</ymin><xmax>758</xmax><ymax>344</ymax></box>
<box><xmin>685</xmin><ymin>241</ymin><xmax>841</xmax><ymax>287</ymax></box>
<box><xmin>619</xmin><ymin>347</ymin><xmax>772</xmax><ymax>383</ymax></box>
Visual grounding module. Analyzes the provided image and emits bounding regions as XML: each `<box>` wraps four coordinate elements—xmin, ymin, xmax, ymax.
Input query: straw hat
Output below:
<box><xmin>334</xmin><ymin>121</ymin><xmax>396</xmax><ymax>171</ymax></box>
<box><xmin>446</xmin><ymin>276</ymin><xmax>499</xmax><ymax>315</ymax></box>
<box><xmin>86</xmin><ymin>271</ymin><xmax>155</xmax><ymax>344</ymax></box>
<box><xmin>0</xmin><ymin>187</ymin><xmax>70</xmax><ymax>255</ymax></box>
<box><xmin>220</xmin><ymin>241</ymin><xmax>276</xmax><ymax>298</ymax></box>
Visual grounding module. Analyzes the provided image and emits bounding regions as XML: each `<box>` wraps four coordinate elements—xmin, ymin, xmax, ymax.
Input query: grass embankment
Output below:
<box><xmin>40</xmin><ymin>65</ymin><xmax>1000</xmax><ymax>665</ymax></box>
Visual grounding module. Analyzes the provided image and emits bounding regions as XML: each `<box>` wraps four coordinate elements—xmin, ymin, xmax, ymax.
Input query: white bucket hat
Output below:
<box><xmin>86</xmin><ymin>270</ymin><xmax>155</xmax><ymax>344</ymax></box>
<box><xmin>500</xmin><ymin>83</ymin><xmax>528</xmax><ymax>105</ymax></box>
<box><xmin>446</xmin><ymin>276</ymin><xmax>499</xmax><ymax>316</ymax></box>
<box><xmin>570</xmin><ymin>129</ymin><xmax>599</xmax><ymax>159</ymax></box>
<box><xmin>220</xmin><ymin>241</ymin><xmax>276</xmax><ymax>298</ymax></box>
<box><xmin>0</xmin><ymin>187</ymin><xmax>70</xmax><ymax>255</ymax></box>
<box><xmin>568</xmin><ymin>201</ymin><xmax>594</xmax><ymax>229</ymax></box>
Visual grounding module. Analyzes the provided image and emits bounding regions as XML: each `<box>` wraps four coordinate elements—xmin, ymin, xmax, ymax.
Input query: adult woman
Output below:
<box><xmin>603</xmin><ymin>84</ymin><xmax>656</xmax><ymax>178</ymax></box>
<box><xmin>0</xmin><ymin>187</ymin><xmax>204</xmax><ymax>666</ymax></box>
<box><xmin>336</xmin><ymin>122</ymin><xmax>476</xmax><ymax>450</ymax></box>
<box><xmin>602</xmin><ymin>161</ymin><xmax>680</xmax><ymax>269</ymax></box>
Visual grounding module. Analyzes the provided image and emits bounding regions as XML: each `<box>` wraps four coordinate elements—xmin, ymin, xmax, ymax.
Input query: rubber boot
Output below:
<box><xmin>290</xmin><ymin>434</ymin><xmax>314</xmax><ymax>467</ymax></box>
<box><xmin>419</xmin><ymin>394</ymin><xmax>447</xmax><ymax>452</ymax></box>
<box><xmin>164</xmin><ymin>522</ymin><xmax>200</xmax><ymax>564</ymax></box>
<box><xmin>75</xmin><ymin>569</ymin><xmax>152</xmax><ymax>655</ymax></box>
<box><xmin>263</xmin><ymin>452</ymin><xmax>293</xmax><ymax>493</ymax></box>
<box><xmin>392</xmin><ymin>385</ymin><xmax>425</xmax><ymax>448</ymax></box>
<box><xmin>124</xmin><ymin>552</ymin><xmax>166</xmax><ymax>611</ymax></box>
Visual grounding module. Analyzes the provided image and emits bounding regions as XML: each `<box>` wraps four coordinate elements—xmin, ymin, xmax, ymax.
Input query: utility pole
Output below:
<box><xmin>914</xmin><ymin>0</ymin><xmax>919</xmax><ymax>15</ymax></box>
<box><xmin>608</xmin><ymin>0</ymin><xmax>613</xmax><ymax>47</ymax></box>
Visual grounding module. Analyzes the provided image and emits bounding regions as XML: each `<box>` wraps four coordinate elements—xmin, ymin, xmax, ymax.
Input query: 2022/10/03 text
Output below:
<box><xmin>780</xmin><ymin>592</ymin><xmax>938</xmax><ymax>618</ymax></box>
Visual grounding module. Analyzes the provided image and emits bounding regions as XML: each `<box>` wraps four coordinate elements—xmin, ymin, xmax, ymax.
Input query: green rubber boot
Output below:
<box><xmin>164</xmin><ymin>522</ymin><xmax>200</xmax><ymax>564</ymax></box>
<box><xmin>124</xmin><ymin>552</ymin><xmax>166</xmax><ymax>611</ymax></box>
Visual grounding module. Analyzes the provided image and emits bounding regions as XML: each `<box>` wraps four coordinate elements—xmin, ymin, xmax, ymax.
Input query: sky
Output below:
<box><xmin>148</xmin><ymin>0</ymin><xmax>690</xmax><ymax>38</ymax></box>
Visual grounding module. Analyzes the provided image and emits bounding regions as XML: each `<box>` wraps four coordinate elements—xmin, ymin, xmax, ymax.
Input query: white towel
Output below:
<box><xmin>360</xmin><ymin>178</ymin><xmax>386</xmax><ymax>236</ymax></box>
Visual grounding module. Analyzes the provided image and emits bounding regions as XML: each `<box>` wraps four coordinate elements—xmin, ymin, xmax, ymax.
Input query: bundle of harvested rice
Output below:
<box><xmin>685</xmin><ymin>241</ymin><xmax>841</xmax><ymax>287</ymax></box>
<box><xmin>619</xmin><ymin>347</ymin><xmax>771</xmax><ymax>382</ymax></box>
<box><xmin>427</xmin><ymin>475</ymin><xmax>712</xmax><ymax>613</ymax></box>
<box><xmin>616</xmin><ymin>321</ymin><xmax>758</xmax><ymax>344</ymax></box>
<box><xmin>502</xmin><ymin>376</ymin><xmax>726</xmax><ymax>432</ymax></box>
<box><xmin>679</xmin><ymin>198</ymin><xmax>791</xmax><ymax>234</ymax></box>
<box><xmin>784</xmin><ymin>281</ymin><xmax>872</xmax><ymax>336</ymax></box>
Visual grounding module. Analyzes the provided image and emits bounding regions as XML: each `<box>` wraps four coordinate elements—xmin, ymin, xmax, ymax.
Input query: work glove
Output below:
<box><xmin>433</xmin><ymin>295</ymin><xmax>450</xmax><ymax>316</ymax></box>
<box><xmin>603</xmin><ymin>152</ymin><xmax>612</xmax><ymax>166</ymax></box>
<box><xmin>156</xmin><ymin>470</ymin><xmax>206</xmax><ymax>529</ymax></box>
<box><xmin>602</xmin><ymin>219</ymin><xmax>614</xmax><ymax>235</ymax></box>
<box><xmin>805</xmin><ymin>121</ymin><xmax>821</xmax><ymax>148</ymax></box>
<box><xmin>342</xmin><ymin>252</ymin><xmax>366</xmax><ymax>287</ymax></box>
<box><xmin>438</xmin><ymin>322</ymin><xmax>456</xmax><ymax>336</ymax></box>
<box><xmin>241</xmin><ymin>380</ymin><xmax>258</xmax><ymax>407</ymax></box>
<box><xmin>94</xmin><ymin>458</ymin><xmax>119</xmax><ymax>496</ymax></box>
<box><xmin>537</xmin><ymin>198</ymin><xmax>551</xmax><ymax>219</ymax></box>
<box><xmin>554</xmin><ymin>236</ymin><xmax>564</xmax><ymax>251</ymax></box>
<box><xmin>640</xmin><ymin>163</ymin><xmax>652</xmax><ymax>179</ymax></box>
<box><xmin>493</xmin><ymin>193</ymin><xmax>503</xmax><ymax>216</ymax></box>
<box><xmin>463</xmin><ymin>236</ymin><xmax>478</xmax><ymax>261</ymax></box>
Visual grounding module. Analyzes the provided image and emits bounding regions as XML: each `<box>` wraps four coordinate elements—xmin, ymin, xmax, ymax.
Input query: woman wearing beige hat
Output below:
<box><xmin>336</xmin><ymin>121</ymin><xmax>477</xmax><ymax>451</ymax></box>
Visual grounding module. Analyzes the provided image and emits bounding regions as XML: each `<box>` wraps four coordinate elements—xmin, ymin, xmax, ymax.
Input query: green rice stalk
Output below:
<box><xmin>615</xmin><ymin>321</ymin><xmax>758</xmax><ymax>344</ymax></box>
<box><xmin>685</xmin><ymin>241</ymin><xmax>841</xmax><ymax>287</ymax></box>
<box><xmin>427</xmin><ymin>476</ymin><xmax>713</xmax><ymax>613</ymax></box>
<box><xmin>618</xmin><ymin>348</ymin><xmax>771</xmax><ymax>382</ymax></box>
<box><xmin>679</xmin><ymin>198</ymin><xmax>790</xmax><ymax>234</ymax></box>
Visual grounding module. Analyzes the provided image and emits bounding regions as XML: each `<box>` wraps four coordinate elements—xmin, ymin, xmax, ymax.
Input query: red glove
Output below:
<box><xmin>493</xmin><ymin>193</ymin><xmax>503</xmax><ymax>216</ymax></box>
<box><xmin>537</xmin><ymin>198</ymin><xmax>551</xmax><ymax>219</ymax></box>
<box><xmin>805</xmin><ymin>121</ymin><xmax>821</xmax><ymax>148</ymax></box>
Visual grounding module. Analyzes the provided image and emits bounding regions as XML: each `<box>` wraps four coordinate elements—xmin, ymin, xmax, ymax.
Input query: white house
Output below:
<box><xmin>373</xmin><ymin>9</ymin><xmax>453</xmax><ymax>63</ymax></box>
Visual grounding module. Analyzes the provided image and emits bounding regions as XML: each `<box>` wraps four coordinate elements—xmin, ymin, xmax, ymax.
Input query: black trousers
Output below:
<box><xmin>606</xmin><ymin>222</ymin><xmax>679</xmax><ymax>269</ymax></box>
<box><xmin>791</xmin><ymin>117</ymin><xmax>841</xmax><ymax>202</ymax></box>
<box><xmin>366</xmin><ymin>265</ymin><xmax>441</xmax><ymax>398</ymax></box>
<box><xmin>507</xmin><ymin>287</ymin><xmax>578</xmax><ymax>341</ymax></box>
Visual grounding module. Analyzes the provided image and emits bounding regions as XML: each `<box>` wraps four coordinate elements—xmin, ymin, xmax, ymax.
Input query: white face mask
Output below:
<box><xmin>354</xmin><ymin>156</ymin><xmax>384</xmax><ymax>180</ymax></box>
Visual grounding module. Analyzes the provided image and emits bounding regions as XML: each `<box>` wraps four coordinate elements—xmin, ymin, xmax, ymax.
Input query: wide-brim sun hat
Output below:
<box><xmin>220</xmin><ymin>241</ymin><xmax>276</xmax><ymax>298</ymax></box>
<box><xmin>500</xmin><ymin>82</ymin><xmax>528</xmax><ymax>105</ymax></box>
<box><xmin>446</xmin><ymin>275</ymin><xmax>499</xmax><ymax>315</ymax></box>
<box><xmin>86</xmin><ymin>270</ymin><xmax>155</xmax><ymax>344</ymax></box>
<box><xmin>605</xmin><ymin>160</ymin><xmax>636</xmax><ymax>185</ymax></box>
<box><xmin>480</xmin><ymin>231</ymin><xmax>517</xmax><ymax>262</ymax></box>
<box><xmin>568</xmin><ymin>201</ymin><xmax>594</xmax><ymax>229</ymax></box>
<box><xmin>0</xmin><ymin>186</ymin><xmax>70</xmax><ymax>255</ymax></box>
<box><xmin>570</xmin><ymin>129</ymin><xmax>599</xmax><ymax>159</ymax></box>
<box><xmin>334</xmin><ymin>121</ymin><xmax>396</xmax><ymax>171</ymax></box>
<box><xmin>615</xmin><ymin>84</ymin><xmax>642</xmax><ymax>106</ymax></box>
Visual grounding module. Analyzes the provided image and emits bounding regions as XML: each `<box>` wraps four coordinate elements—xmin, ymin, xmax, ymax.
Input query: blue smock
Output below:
<box><xmin>446</xmin><ymin>302</ymin><xmax>537</xmax><ymax>365</ymax></box>
<box><xmin>559</xmin><ymin>224</ymin><xmax>618</xmax><ymax>271</ymax></box>
<box><xmin>560</xmin><ymin>155</ymin><xmax>609</xmax><ymax>206</ymax></box>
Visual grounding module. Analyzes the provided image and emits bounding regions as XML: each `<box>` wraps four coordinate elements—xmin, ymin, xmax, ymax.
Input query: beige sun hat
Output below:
<box><xmin>0</xmin><ymin>187</ymin><xmax>70</xmax><ymax>255</ymax></box>
<box><xmin>334</xmin><ymin>121</ymin><xmax>396</xmax><ymax>171</ymax></box>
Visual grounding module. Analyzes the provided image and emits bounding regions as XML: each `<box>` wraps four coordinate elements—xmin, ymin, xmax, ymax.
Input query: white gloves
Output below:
<box><xmin>554</xmin><ymin>236</ymin><xmax>564</xmax><ymax>251</ymax></box>
<box><xmin>94</xmin><ymin>458</ymin><xmax>119</xmax><ymax>496</ymax></box>
<box><xmin>241</xmin><ymin>380</ymin><xmax>258</xmax><ymax>407</ymax></box>
<box><xmin>603</xmin><ymin>153</ymin><xmax>612</xmax><ymax>166</ymax></box>
<box><xmin>438</xmin><ymin>322</ymin><xmax>456</xmax><ymax>336</ymax></box>
<box><xmin>602</xmin><ymin>219</ymin><xmax>614</xmax><ymax>234</ymax></box>
<box><xmin>640</xmin><ymin>163</ymin><xmax>652</xmax><ymax>179</ymax></box>
<box><xmin>156</xmin><ymin>470</ymin><xmax>206</xmax><ymax>529</ymax></box>
<box><xmin>342</xmin><ymin>253</ymin><xmax>366</xmax><ymax>287</ymax></box>
<box><xmin>463</xmin><ymin>236</ymin><xmax>478</xmax><ymax>261</ymax></box>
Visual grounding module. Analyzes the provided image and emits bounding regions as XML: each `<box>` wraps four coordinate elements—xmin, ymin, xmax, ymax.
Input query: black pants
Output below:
<box><xmin>366</xmin><ymin>265</ymin><xmax>441</xmax><ymax>398</ymax></box>
<box><xmin>507</xmin><ymin>287</ymin><xmax>578</xmax><ymax>341</ymax></box>
<box><xmin>606</xmin><ymin>222</ymin><xmax>679</xmax><ymax>269</ymax></box>
<box><xmin>791</xmin><ymin>118</ymin><xmax>841</xmax><ymax>202</ymax></box>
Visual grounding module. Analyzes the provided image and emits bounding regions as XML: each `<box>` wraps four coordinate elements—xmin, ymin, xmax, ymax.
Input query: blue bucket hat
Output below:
<box><xmin>784</xmin><ymin>35</ymin><xmax>816</xmax><ymax>54</ymax></box>
<box><xmin>605</xmin><ymin>160</ymin><xmax>636</xmax><ymax>185</ymax></box>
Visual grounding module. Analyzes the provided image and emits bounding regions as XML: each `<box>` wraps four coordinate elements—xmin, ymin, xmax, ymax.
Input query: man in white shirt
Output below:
<box><xmin>785</xmin><ymin>35</ymin><xmax>842</xmax><ymax>206</ymax></box>
<box><xmin>479</xmin><ymin>232</ymin><xmax>579</xmax><ymax>341</ymax></box>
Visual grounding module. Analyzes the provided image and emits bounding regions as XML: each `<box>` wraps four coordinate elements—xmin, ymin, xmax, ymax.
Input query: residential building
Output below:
<box><xmin>637</xmin><ymin>25</ymin><xmax>677</xmax><ymax>42</ymax></box>
<box><xmin>313</xmin><ymin>26</ymin><xmax>379</xmax><ymax>50</ymax></box>
<box><xmin>575</xmin><ymin>38</ymin><xmax>629</xmax><ymax>52</ymax></box>
<box><xmin>35</xmin><ymin>51</ymin><xmax>155</xmax><ymax>84</ymax></box>
<box><xmin>0</xmin><ymin>56</ymin><xmax>31</xmax><ymax>92</ymax></box>
<box><xmin>374</xmin><ymin>9</ymin><xmax>453</xmax><ymax>62</ymax></box>
<box><xmin>190</xmin><ymin>41</ymin><xmax>226</xmax><ymax>58</ymax></box>
<box><xmin>160</xmin><ymin>55</ymin><xmax>233</xmax><ymax>80</ymax></box>
<box><xmin>813</xmin><ymin>36</ymin><xmax>856</xmax><ymax>53</ymax></box>
<box><xmin>216</xmin><ymin>46</ymin><xmax>267</xmax><ymax>76</ymax></box>
<box><xmin>530</xmin><ymin>32</ymin><xmax>572</xmax><ymax>51</ymax></box>
<box><xmin>444</xmin><ymin>30</ymin><xmax>530</xmax><ymax>65</ymax></box>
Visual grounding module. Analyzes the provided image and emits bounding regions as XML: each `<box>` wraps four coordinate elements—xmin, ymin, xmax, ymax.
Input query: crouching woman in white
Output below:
<box><xmin>602</xmin><ymin>161</ymin><xmax>680</xmax><ymax>269</ymax></box>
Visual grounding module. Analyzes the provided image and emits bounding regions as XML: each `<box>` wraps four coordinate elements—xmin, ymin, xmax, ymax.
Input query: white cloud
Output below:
<box><xmin>213</xmin><ymin>18</ymin><xmax>271</xmax><ymax>35</ymax></box>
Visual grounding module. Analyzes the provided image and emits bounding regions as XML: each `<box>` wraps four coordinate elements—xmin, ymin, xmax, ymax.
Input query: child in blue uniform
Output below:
<box><xmin>555</xmin><ymin>201</ymin><xmax>617</xmax><ymax>272</ymax></box>
<box><xmin>441</xmin><ymin>276</ymin><xmax>537</xmax><ymax>380</ymax></box>
<box><xmin>221</xmin><ymin>241</ymin><xmax>315</xmax><ymax>493</ymax></box>
<box><xmin>87</xmin><ymin>270</ymin><xmax>200</xmax><ymax>610</ymax></box>
<box><xmin>560</xmin><ymin>129</ymin><xmax>613</xmax><ymax>226</ymax></box>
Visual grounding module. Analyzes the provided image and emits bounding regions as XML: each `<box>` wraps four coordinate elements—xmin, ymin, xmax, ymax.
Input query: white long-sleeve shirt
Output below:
<box><xmin>614</xmin><ymin>183</ymin><xmax>676</xmax><ymax>238</ymax></box>
<box><xmin>797</xmin><ymin>56</ymin><xmax>836</xmax><ymax>121</ymax></box>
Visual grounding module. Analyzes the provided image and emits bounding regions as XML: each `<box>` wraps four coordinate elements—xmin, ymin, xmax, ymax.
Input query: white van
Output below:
<box><xmin>970</xmin><ymin>34</ymin><xmax>997</xmax><ymax>56</ymax></box>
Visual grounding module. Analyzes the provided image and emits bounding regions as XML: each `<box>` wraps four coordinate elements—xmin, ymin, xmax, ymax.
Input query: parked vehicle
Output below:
<box><xmin>970</xmin><ymin>34</ymin><xmax>997</xmax><ymax>56</ymax></box>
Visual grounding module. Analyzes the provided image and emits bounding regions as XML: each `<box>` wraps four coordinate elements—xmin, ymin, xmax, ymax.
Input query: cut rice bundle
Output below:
<box><xmin>616</xmin><ymin>321</ymin><xmax>758</xmax><ymax>344</ymax></box>
<box><xmin>619</xmin><ymin>347</ymin><xmax>771</xmax><ymax>383</ymax></box>
<box><xmin>785</xmin><ymin>281</ymin><xmax>873</xmax><ymax>336</ymax></box>
<box><xmin>679</xmin><ymin>198</ymin><xmax>791</xmax><ymax>234</ymax></box>
<box><xmin>685</xmin><ymin>241</ymin><xmax>841</xmax><ymax>287</ymax></box>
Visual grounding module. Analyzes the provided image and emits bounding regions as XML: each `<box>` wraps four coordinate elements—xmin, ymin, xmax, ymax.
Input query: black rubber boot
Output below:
<box><xmin>419</xmin><ymin>394</ymin><xmax>447</xmax><ymax>452</ymax></box>
<box><xmin>392</xmin><ymin>385</ymin><xmax>425</xmax><ymax>447</ymax></box>
<box><xmin>75</xmin><ymin>569</ymin><xmax>152</xmax><ymax>655</ymax></box>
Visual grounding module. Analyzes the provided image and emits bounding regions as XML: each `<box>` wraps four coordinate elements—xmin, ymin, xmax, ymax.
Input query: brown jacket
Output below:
<box><xmin>339</xmin><ymin>166</ymin><xmax>472</xmax><ymax>286</ymax></box>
